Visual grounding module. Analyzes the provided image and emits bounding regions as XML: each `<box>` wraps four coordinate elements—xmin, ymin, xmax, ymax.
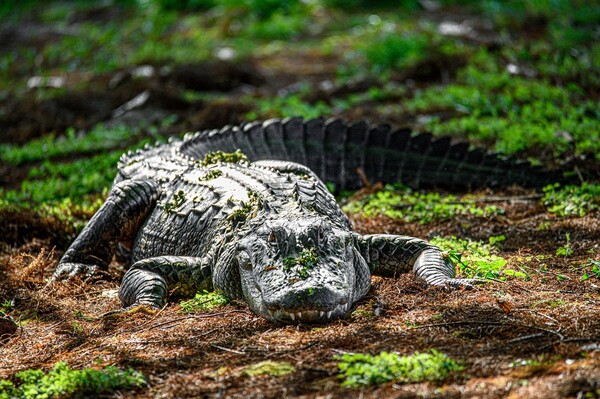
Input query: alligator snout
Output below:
<box><xmin>262</xmin><ymin>285</ymin><xmax>351</xmax><ymax>323</ymax></box>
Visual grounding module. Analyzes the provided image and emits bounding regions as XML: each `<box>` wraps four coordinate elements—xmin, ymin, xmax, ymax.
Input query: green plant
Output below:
<box><xmin>555</xmin><ymin>233</ymin><xmax>574</xmax><ymax>257</ymax></box>
<box><xmin>246</xmin><ymin>92</ymin><xmax>333</xmax><ymax>121</ymax></box>
<box><xmin>217</xmin><ymin>0</ymin><xmax>302</xmax><ymax>19</ymax></box>
<box><xmin>227</xmin><ymin>190</ymin><xmax>263</xmax><ymax>226</ymax></box>
<box><xmin>0</xmin><ymin>125</ymin><xmax>143</xmax><ymax>165</ymax></box>
<box><xmin>164</xmin><ymin>190</ymin><xmax>187</xmax><ymax>214</ymax></box>
<box><xmin>243</xmin><ymin>361</ymin><xmax>295</xmax><ymax>377</ymax></box>
<box><xmin>201</xmin><ymin>149</ymin><xmax>249</xmax><ymax>166</ymax></box>
<box><xmin>322</xmin><ymin>0</ymin><xmax>418</xmax><ymax>9</ymax></box>
<box><xmin>0</xmin><ymin>151</ymin><xmax>120</xmax><ymax>209</ymax></box>
<box><xmin>180</xmin><ymin>290</ymin><xmax>229</xmax><ymax>313</ymax></box>
<box><xmin>154</xmin><ymin>0</ymin><xmax>215</xmax><ymax>11</ymax></box>
<box><xmin>336</xmin><ymin>350</ymin><xmax>463</xmax><ymax>388</ymax></box>
<box><xmin>0</xmin><ymin>362</ymin><xmax>145</xmax><ymax>399</ymax></box>
<box><xmin>363</xmin><ymin>33</ymin><xmax>429</xmax><ymax>72</ymax></box>
<box><xmin>343</xmin><ymin>184</ymin><xmax>504</xmax><ymax>224</ymax></box>
<box><xmin>580</xmin><ymin>259</ymin><xmax>600</xmax><ymax>281</ymax></box>
<box><xmin>283</xmin><ymin>248</ymin><xmax>319</xmax><ymax>279</ymax></box>
<box><xmin>403</xmin><ymin>58</ymin><xmax>600</xmax><ymax>159</ymax></box>
<box><xmin>488</xmin><ymin>235</ymin><xmax>506</xmax><ymax>249</ymax></box>
<box><xmin>199</xmin><ymin>170</ymin><xmax>223</xmax><ymax>181</ymax></box>
<box><xmin>543</xmin><ymin>183</ymin><xmax>600</xmax><ymax>217</ymax></box>
<box><xmin>430</xmin><ymin>236</ymin><xmax>514</xmax><ymax>280</ymax></box>
<box><xmin>0</xmin><ymin>123</ymin><xmax>167</xmax><ymax>213</ymax></box>
<box><xmin>1</xmin><ymin>300</ymin><xmax>13</xmax><ymax>313</ymax></box>
<box><xmin>244</xmin><ymin>8</ymin><xmax>309</xmax><ymax>40</ymax></box>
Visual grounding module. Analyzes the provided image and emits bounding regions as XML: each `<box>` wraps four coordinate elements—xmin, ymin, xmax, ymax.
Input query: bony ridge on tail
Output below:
<box><xmin>52</xmin><ymin>117</ymin><xmax>555</xmax><ymax>323</ymax></box>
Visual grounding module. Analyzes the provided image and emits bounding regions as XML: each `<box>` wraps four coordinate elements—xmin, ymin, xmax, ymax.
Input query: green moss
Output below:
<box><xmin>0</xmin><ymin>125</ymin><xmax>142</xmax><ymax>165</ymax></box>
<box><xmin>0</xmin><ymin>362</ymin><xmax>145</xmax><ymax>399</ymax></box>
<box><xmin>242</xmin><ymin>361</ymin><xmax>296</xmax><ymax>377</ymax></box>
<box><xmin>154</xmin><ymin>0</ymin><xmax>215</xmax><ymax>11</ymax></box>
<box><xmin>343</xmin><ymin>184</ymin><xmax>504</xmax><ymax>224</ymax></box>
<box><xmin>180</xmin><ymin>290</ymin><xmax>229</xmax><ymax>313</ymax></box>
<box><xmin>580</xmin><ymin>259</ymin><xmax>600</xmax><ymax>281</ymax></box>
<box><xmin>244</xmin><ymin>8</ymin><xmax>310</xmax><ymax>40</ymax></box>
<box><xmin>199</xmin><ymin>169</ymin><xmax>223</xmax><ymax>181</ymax></box>
<box><xmin>405</xmin><ymin>61</ymin><xmax>600</xmax><ymax>158</ymax></box>
<box><xmin>164</xmin><ymin>190</ymin><xmax>186</xmax><ymax>213</ymax></box>
<box><xmin>542</xmin><ymin>183</ymin><xmax>600</xmax><ymax>217</ymax></box>
<box><xmin>228</xmin><ymin>189</ymin><xmax>263</xmax><ymax>226</ymax></box>
<box><xmin>363</xmin><ymin>33</ymin><xmax>429</xmax><ymax>72</ymax></box>
<box><xmin>430</xmin><ymin>236</ymin><xmax>514</xmax><ymax>280</ymax></box>
<box><xmin>201</xmin><ymin>149</ymin><xmax>249</xmax><ymax>166</ymax></box>
<box><xmin>555</xmin><ymin>233</ymin><xmax>573</xmax><ymax>257</ymax></box>
<box><xmin>0</xmin><ymin>123</ymin><xmax>165</xmax><ymax>211</ymax></box>
<box><xmin>283</xmin><ymin>248</ymin><xmax>319</xmax><ymax>279</ymax></box>
<box><xmin>0</xmin><ymin>151</ymin><xmax>120</xmax><ymax>209</ymax></box>
<box><xmin>336</xmin><ymin>350</ymin><xmax>463</xmax><ymax>388</ymax></box>
<box><xmin>1</xmin><ymin>4</ymin><xmax>214</xmax><ymax>90</ymax></box>
<box><xmin>245</xmin><ymin>91</ymin><xmax>333</xmax><ymax>121</ymax></box>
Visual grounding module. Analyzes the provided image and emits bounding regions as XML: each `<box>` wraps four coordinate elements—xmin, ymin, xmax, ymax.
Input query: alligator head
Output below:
<box><xmin>232</xmin><ymin>216</ymin><xmax>370</xmax><ymax>323</ymax></box>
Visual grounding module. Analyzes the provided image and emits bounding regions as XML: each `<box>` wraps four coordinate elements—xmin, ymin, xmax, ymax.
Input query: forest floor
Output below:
<box><xmin>1</xmin><ymin>1</ymin><xmax>599</xmax><ymax>398</ymax></box>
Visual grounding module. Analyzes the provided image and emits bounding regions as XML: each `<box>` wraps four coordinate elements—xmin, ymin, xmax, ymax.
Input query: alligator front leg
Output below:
<box><xmin>118</xmin><ymin>256</ymin><xmax>212</xmax><ymax>308</ymax></box>
<box><xmin>53</xmin><ymin>179</ymin><xmax>159</xmax><ymax>279</ymax></box>
<box><xmin>356</xmin><ymin>234</ymin><xmax>479</xmax><ymax>289</ymax></box>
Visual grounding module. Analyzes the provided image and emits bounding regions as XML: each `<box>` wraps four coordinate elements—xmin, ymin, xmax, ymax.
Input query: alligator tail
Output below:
<box><xmin>178</xmin><ymin>117</ymin><xmax>561</xmax><ymax>190</ymax></box>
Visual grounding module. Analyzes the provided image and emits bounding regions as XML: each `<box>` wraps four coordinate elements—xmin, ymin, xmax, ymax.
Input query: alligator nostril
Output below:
<box><xmin>264</xmin><ymin>285</ymin><xmax>345</xmax><ymax>312</ymax></box>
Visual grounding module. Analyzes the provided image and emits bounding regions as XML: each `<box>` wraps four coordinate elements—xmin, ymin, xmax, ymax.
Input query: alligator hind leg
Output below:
<box><xmin>118</xmin><ymin>256</ymin><xmax>212</xmax><ymax>309</ymax></box>
<box><xmin>356</xmin><ymin>234</ymin><xmax>482</xmax><ymax>289</ymax></box>
<box><xmin>53</xmin><ymin>179</ymin><xmax>159</xmax><ymax>280</ymax></box>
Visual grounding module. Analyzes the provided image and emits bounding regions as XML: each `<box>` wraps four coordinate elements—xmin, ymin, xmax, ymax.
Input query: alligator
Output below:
<box><xmin>53</xmin><ymin>117</ymin><xmax>555</xmax><ymax>323</ymax></box>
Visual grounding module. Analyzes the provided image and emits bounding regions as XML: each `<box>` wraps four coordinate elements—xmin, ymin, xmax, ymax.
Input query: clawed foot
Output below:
<box><xmin>51</xmin><ymin>262</ymin><xmax>98</xmax><ymax>281</ymax></box>
<box><xmin>444</xmin><ymin>278</ymin><xmax>486</xmax><ymax>290</ymax></box>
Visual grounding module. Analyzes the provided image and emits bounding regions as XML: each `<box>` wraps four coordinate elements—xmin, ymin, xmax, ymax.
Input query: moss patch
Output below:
<box><xmin>0</xmin><ymin>362</ymin><xmax>145</xmax><ymax>399</ymax></box>
<box><xmin>542</xmin><ymin>183</ymin><xmax>600</xmax><ymax>217</ymax></box>
<box><xmin>283</xmin><ymin>248</ymin><xmax>319</xmax><ymax>279</ymax></box>
<box><xmin>201</xmin><ymin>150</ymin><xmax>248</xmax><ymax>166</ymax></box>
<box><xmin>199</xmin><ymin>169</ymin><xmax>223</xmax><ymax>181</ymax></box>
<box><xmin>180</xmin><ymin>290</ymin><xmax>229</xmax><ymax>313</ymax></box>
<box><xmin>336</xmin><ymin>350</ymin><xmax>463</xmax><ymax>388</ymax></box>
<box><xmin>243</xmin><ymin>361</ymin><xmax>296</xmax><ymax>377</ymax></box>
<box><xmin>343</xmin><ymin>184</ymin><xmax>504</xmax><ymax>224</ymax></box>
<box><xmin>431</xmin><ymin>236</ymin><xmax>513</xmax><ymax>280</ymax></box>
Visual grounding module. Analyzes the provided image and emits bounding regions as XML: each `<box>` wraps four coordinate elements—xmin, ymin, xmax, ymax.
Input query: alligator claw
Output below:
<box><xmin>444</xmin><ymin>278</ymin><xmax>486</xmax><ymax>290</ymax></box>
<box><xmin>51</xmin><ymin>262</ymin><xmax>98</xmax><ymax>282</ymax></box>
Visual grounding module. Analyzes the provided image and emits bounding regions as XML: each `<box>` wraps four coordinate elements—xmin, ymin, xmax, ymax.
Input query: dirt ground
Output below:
<box><xmin>1</xmin><ymin>192</ymin><xmax>599</xmax><ymax>398</ymax></box>
<box><xmin>1</xmin><ymin>8</ymin><xmax>599</xmax><ymax>398</ymax></box>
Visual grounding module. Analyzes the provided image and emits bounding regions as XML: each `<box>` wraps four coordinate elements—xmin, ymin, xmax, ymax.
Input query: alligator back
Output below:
<box><xmin>122</xmin><ymin>118</ymin><xmax>559</xmax><ymax>191</ymax></box>
<box><xmin>117</xmin><ymin>141</ymin><xmax>350</xmax><ymax>262</ymax></box>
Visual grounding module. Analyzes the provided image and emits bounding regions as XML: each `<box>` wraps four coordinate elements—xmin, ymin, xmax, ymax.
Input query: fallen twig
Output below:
<box><xmin>211</xmin><ymin>344</ymin><xmax>246</xmax><ymax>354</ymax></box>
<box><xmin>121</xmin><ymin>310</ymin><xmax>248</xmax><ymax>335</ymax></box>
<box><xmin>412</xmin><ymin>320</ymin><xmax>565</xmax><ymax>340</ymax></box>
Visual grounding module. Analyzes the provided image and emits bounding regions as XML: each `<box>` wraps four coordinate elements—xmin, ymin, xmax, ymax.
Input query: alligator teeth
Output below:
<box><xmin>327</xmin><ymin>311</ymin><xmax>333</xmax><ymax>319</ymax></box>
<box><xmin>297</xmin><ymin>312</ymin><xmax>302</xmax><ymax>319</ymax></box>
<box><xmin>342</xmin><ymin>303</ymin><xmax>348</xmax><ymax>312</ymax></box>
<box><xmin>290</xmin><ymin>313</ymin><xmax>295</xmax><ymax>321</ymax></box>
<box><xmin>320</xmin><ymin>311</ymin><xmax>325</xmax><ymax>318</ymax></box>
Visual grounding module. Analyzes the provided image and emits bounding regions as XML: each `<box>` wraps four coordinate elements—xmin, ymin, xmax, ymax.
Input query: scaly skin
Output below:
<box><xmin>53</xmin><ymin>118</ymin><xmax>546</xmax><ymax>323</ymax></box>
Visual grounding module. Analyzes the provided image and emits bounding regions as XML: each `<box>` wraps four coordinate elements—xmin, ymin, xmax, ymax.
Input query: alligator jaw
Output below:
<box><xmin>265</xmin><ymin>302</ymin><xmax>351</xmax><ymax>324</ymax></box>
